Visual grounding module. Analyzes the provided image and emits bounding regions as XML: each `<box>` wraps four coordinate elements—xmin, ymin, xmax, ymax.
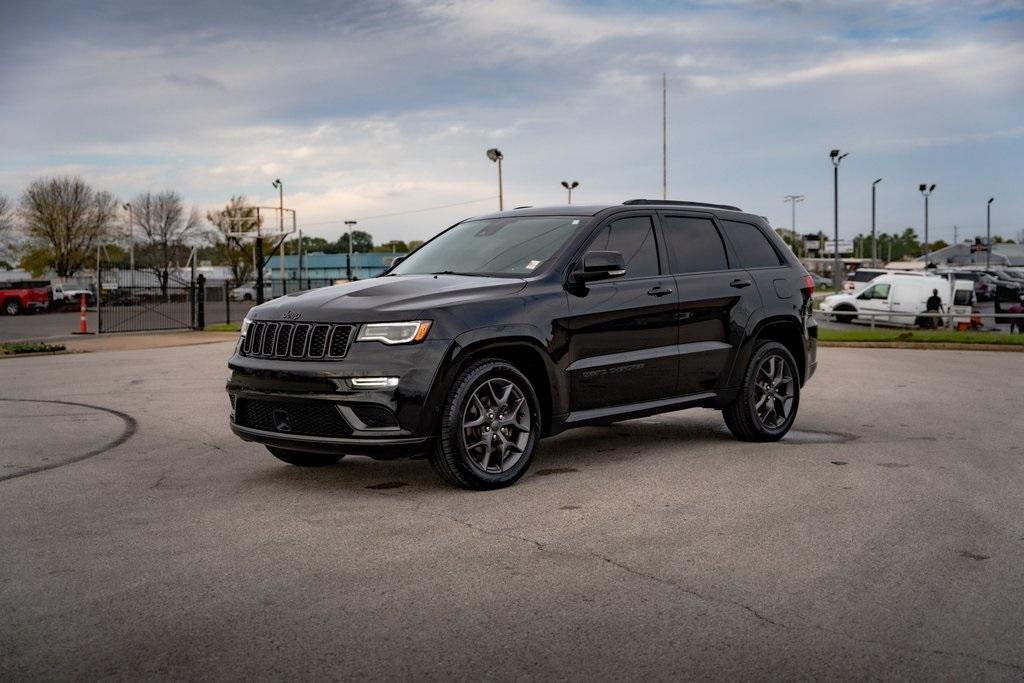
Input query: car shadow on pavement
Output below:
<box><xmin>239</xmin><ymin>413</ymin><xmax>736</xmax><ymax>493</ymax></box>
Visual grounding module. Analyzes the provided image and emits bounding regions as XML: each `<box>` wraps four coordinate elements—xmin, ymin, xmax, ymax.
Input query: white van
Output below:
<box><xmin>822</xmin><ymin>274</ymin><xmax>973</xmax><ymax>327</ymax></box>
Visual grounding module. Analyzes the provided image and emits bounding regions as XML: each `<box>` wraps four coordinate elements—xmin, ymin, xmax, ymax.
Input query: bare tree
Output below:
<box><xmin>18</xmin><ymin>177</ymin><xmax>118</xmax><ymax>277</ymax></box>
<box><xmin>132</xmin><ymin>191</ymin><xmax>204</xmax><ymax>295</ymax></box>
<box><xmin>0</xmin><ymin>195</ymin><xmax>15</xmax><ymax>268</ymax></box>
<box><xmin>207</xmin><ymin>196</ymin><xmax>265</xmax><ymax>284</ymax></box>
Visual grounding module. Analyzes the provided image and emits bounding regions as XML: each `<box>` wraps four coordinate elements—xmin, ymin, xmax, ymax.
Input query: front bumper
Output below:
<box><xmin>226</xmin><ymin>338</ymin><xmax>452</xmax><ymax>459</ymax></box>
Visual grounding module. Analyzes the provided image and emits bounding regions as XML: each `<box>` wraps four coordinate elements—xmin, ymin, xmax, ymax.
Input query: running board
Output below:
<box><xmin>565</xmin><ymin>392</ymin><xmax>716</xmax><ymax>425</ymax></box>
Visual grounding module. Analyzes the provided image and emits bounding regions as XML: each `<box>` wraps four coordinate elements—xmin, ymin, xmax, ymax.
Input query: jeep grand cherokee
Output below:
<box><xmin>227</xmin><ymin>199</ymin><xmax>817</xmax><ymax>489</ymax></box>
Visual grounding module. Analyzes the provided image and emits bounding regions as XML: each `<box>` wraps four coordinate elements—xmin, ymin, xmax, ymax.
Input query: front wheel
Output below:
<box><xmin>429</xmin><ymin>359</ymin><xmax>541</xmax><ymax>490</ymax></box>
<box><xmin>4</xmin><ymin>299</ymin><xmax>21</xmax><ymax>316</ymax></box>
<box><xmin>723</xmin><ymin>341</ymin><xmax>800</xmax><ymax>442</ymax></box>
<box><xmin>266</xmin><ymin>446</ymin><xmax>345</xmax><ymax>467</ymax></box>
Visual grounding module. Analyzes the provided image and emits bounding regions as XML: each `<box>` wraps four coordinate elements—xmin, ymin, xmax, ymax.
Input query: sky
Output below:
<box><xmin>1</xmin><ymin>0</ymin><xmax>1022</xmax><ymax>247</ymax></box>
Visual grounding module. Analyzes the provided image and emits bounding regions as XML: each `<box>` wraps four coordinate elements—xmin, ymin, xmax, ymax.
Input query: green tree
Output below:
<box><xmin>18</xmin><ymin>176</ymin><xmax>118</xmax><ymax>277</ymax></box>
<box><xmin>336</xmin><ymin>230</ymin><xmax>374</xmax><ymax>253</ymax></box>
<box><xmin>407</xmin><ymin>239</ymin><xmax>424</xmax><ymax>252</ymax></box>
<box><xmin>373</xmin><ymin>240</ymin><xmax>409</xmax><ymax>253</ymax></box>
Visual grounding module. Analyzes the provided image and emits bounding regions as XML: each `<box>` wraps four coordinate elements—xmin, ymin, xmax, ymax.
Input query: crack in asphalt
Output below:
<box><xmin>397</xmin><ymin>498</ymin><xmax>1024</xmax><ymax>674</ymax></box>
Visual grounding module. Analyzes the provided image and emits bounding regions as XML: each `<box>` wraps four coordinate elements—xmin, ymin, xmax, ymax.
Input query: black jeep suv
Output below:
<box><xmin>227</xmin><ymin>199</ymin><xmax>817</xmax><ymax>489</ymax></box>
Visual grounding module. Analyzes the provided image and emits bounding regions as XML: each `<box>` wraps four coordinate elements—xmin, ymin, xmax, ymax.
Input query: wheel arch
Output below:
<box><xmin>726</xmin><ymin>315</ymin><xmax>808</xmax><ymax>390</ymax></box>
<box><xmin>431</xmin><ymin>332</ymin><xmax>562</xmax><ymax>437</ymax></box>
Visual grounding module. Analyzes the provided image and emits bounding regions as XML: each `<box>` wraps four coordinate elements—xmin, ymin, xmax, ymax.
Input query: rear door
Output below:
<box><xmin>564</xmin><ymin>213</ymin><xmax>679</xmax><ymax>411</ymax></box>
<box><xmin>658</xmin><ymin>212</ymin><xmax>760</xmax><ymax>396</ymax></box>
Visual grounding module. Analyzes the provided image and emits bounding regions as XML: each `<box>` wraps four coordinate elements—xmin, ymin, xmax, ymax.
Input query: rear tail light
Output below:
<box><xmin>802</xmin><ymin>274</ymin><xmax>815</xmax><ymax>295</ymax></box>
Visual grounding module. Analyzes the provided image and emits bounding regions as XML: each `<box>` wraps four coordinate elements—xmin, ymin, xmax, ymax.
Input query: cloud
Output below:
<box><xmin>0</xmin><ymin>0</ymin><xmax>1022</xmax><ymax>244</ymax></box>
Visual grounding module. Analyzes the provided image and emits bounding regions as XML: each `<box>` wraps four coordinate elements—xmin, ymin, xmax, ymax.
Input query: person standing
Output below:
<box><xmin>1009</xmin><ymin>295</ymin><xmax>1024</xmax><ymax>334</ymax></box>
<box><xmin>925</xmin><ymin>288</ymin><xmax>943</xmax><ymax>329</ymax></box>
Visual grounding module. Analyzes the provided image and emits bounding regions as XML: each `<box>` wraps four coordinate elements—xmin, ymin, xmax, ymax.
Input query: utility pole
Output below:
<box><xmin>783</xmin><ymin>195</ymin><xmax>804</xmax><ymax>257</ymax></box>
<box><xmin>871</xmin><ymin>178</ymin><xmax>882</xmax><ymax>267</ymax></box>
<box><xmin>344</xmin><ymin>220</ymin><xmax>357</xmax><ymax>281</ymax></box>
<box><xmin>829</xmin><ymin>149</ymin><xmax>848</xmax><ymax>290</ymax></box>
<box><xmin>662</xmin><ymin>72</ymin><xmax>667</xmax><ymax>200</ymax></box>
<box><xmin>953</xmin><ymin>224</ymin><xmax>959</xmax><ymax>246</ymax></box>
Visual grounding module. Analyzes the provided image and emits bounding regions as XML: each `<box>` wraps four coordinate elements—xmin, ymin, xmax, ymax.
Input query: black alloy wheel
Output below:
<box><xmin>723</xmin><ymin>340</ymin><xmax>800</xmax><ymax>442</ymax></box>
<box><xmin>430</xmin><ymin>359</ymin><xmax>540</xmax><ymax>489</ymax></box>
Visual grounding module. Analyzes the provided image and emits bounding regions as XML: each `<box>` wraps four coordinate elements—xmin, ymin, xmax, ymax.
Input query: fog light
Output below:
<box><xmin>347</xmin><ymin>377</ymin><xmax>400</xmax><ymax>389</ymax></box>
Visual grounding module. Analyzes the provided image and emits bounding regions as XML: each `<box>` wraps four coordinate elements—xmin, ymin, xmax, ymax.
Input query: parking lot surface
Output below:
<box><xmin>2</xmin><ymin>343</ymin><xmax>1023</xmax><ymax>679</ymax></box>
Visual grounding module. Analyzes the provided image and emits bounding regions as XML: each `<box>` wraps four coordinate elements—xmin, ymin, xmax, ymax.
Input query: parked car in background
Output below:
<box><xmin>810</xmin><ymin>273</ymin><xmax>832</xmax><ymax>290</ymax></box>
<box><xmin>842</xmin><ymin>268</ymin><xmax>930</xmax><ymax>293</ymax></box>
<box><xmin>0</xmin><ymin>280</ymin><xmax>52</xmax><ymax>315</ymax></box>
<box><xmin>51</xmin><ymin>283</ymin><xmax>95</xmax><ymax>306</ymax></box>
<box><xmin>822</xmin><ymin>274</ymin><xmax>973</xmax><ymax>327</ymax></box>
<box><xmin>230</xmin><ymin>283</ymin><xmax>273</xmax><ymax>302</ymax></box>
<box><xmin>935</xmin><ymin>269</ymin><xmax>997</xmax><ymax>301</ymax></box>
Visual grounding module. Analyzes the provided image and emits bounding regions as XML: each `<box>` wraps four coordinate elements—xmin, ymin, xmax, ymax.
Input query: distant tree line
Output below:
<box><xmin>0</xmin><ymin>176</ymin><xmax>416</xmax><ymax>282</ymax></box>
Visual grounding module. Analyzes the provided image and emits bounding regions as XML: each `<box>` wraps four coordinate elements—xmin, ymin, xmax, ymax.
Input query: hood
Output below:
<box><xmin>249</xmin><ymin>274</ymin><xmax>527</xmax><ymax>322</ymax></box>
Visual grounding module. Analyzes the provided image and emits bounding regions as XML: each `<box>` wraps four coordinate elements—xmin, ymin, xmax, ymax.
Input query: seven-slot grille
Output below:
<box><xmin>241</xmin><ymin>321</ymin><xmax>354</xmax><ymax>360</ymax></box>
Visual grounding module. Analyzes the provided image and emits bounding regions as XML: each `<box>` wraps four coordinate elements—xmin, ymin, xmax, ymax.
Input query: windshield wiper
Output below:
<box><xmin>429</xmin><ymin>270</ymin><xmax>495</xmax><ymax>277</ymax></box>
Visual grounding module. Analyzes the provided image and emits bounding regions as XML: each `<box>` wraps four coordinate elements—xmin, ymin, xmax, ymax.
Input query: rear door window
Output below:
<box><xmin>660</xmin><ymin>216</ymin><xmax>729</xmax><ymax>274</ymax></box>
<box><xmin>720</xmin><ymin>220</ymin><xmax>782</xmax><ymax>268</ymax></box>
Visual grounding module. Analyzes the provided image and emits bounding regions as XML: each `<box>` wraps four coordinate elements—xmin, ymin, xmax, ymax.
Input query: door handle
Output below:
<box><xmin>647</xmin><ymin>286</ymin><xmax>673</xmax><ymax>297</ymax></box>
<box><xmin>729</xmin><ymin>279</ymin><xmax>752</xmax><ymax>289</ymax></box>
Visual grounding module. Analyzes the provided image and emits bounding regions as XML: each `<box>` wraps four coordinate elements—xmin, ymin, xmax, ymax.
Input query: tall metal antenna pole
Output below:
<box><xmin>662</xmin><ymin>72</ymin><xmax>667</xmax><ymax>200</ymax></box>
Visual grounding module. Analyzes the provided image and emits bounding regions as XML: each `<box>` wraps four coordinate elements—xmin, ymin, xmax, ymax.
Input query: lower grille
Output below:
<box><xmin>234</xmin><ymin>398</ymin><xmax>353</xmax><ymax>437</ymax></box>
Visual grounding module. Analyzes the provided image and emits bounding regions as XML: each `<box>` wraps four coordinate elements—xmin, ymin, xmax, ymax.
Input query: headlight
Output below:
<box><xmin>240</xmin><ymin>317</ymin><xmax>252</xmax><ymax>336</ymax></box>
<box><xmin>356</xmin><ymin>321</ymin><xmax>432</xmax><ymax>345</ymax></box>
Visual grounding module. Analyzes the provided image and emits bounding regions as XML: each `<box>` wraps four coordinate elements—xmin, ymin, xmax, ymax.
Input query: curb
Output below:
<box><xmin>818</xmin><ymin>341</ymin><xmax>1024</xmax><ymax>352</ymax></box>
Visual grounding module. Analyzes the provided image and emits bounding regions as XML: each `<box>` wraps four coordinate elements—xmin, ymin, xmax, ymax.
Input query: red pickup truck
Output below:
<box><xmin>1</xmin><ymin>280</ymin><xmax>52</xmax><ymax>315</ymax></box>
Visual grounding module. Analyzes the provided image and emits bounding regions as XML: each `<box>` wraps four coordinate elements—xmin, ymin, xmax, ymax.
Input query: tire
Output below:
<box><xmin>243</xmin><ymin>293</ymin><xmax>253</xmax><ymax>301</ymax></box>
<box><xmin>723</xmin><ymin>341</ymin><xmax>800</xmax><ymax>442</ymax></box>
<box><xmin>266</xmin><ymin>446</ymin><xmax>345</xmax><ymax>467</ymax></box>
<box><xmin>832</xmin><ymin>306</ymin><xmax>856</xmax><ymax>323</ymax></box>
<box><xmin>4</xmin><ymin>299</ymin><xmax>21</xmax><ymax>316</ymax></box>
<box><xmin>429</xmin><ymin>359</ymin><xmax>542</xmax><ymax>490</ymax></box>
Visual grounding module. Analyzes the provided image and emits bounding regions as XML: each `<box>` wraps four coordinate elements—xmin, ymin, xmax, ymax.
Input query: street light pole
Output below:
<box><xmin>871</xmin><ymin>178</ymin><xmax>882</xmax><ymax>267</ymax></box>
<box><xmin>919</xmin><ymin>184</ymin><xmax>935</xmax><ymax>267</ymax></box>
<box><xmin>272</xmin><ymin>179</ymin><xmax>284</xmax><ymax>293</ymax></box>
<box><xmin>344</xmin><ymin>220</ymin><xmax>357</xmax><ymax>281</ymax></box>
<box><xmin>829</xmin><ymin>149</ymin><xmax>848</xmax><ymax>290</ymax></box>
<box><xmin>122</xmin><ymin>202</ymin><xmax>134</xmax><ymax>287</ymax></box>
<box><xmin>561</xmin><ymin>180</ymin><xmax>579</xmax><ymax>205</ymax></box>
<box><xmin>486</xmin><ymin>148</ymin><xmax>504</xmax><ymax>210</ymax></box>
<box><xmin>783</xmin><ymin>194</ymin><xmax>804</xmax><ymax>256</ymax></box>
<box><xmin>986</xmin><ymin>197</ymin><xmax>994</xmax><ymax>269</ymax></box>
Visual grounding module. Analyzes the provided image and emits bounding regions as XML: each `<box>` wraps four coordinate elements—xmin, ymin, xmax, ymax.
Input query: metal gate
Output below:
<box><xmin>98</xmin><ymin>267</ymin><xmax>196</xmax><ymax>333</ymax></box>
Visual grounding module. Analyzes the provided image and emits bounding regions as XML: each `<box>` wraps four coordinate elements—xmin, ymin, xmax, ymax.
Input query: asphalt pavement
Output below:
<box><xmin>1</xmin><ymin>343</ymin><xmax>1023</xmax><ymax>680</ymax></box>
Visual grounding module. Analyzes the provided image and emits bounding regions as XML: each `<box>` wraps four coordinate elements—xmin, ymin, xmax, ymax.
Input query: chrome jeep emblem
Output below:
<box><xmin>282</xmin><ymin>310</ymin><xmax>302</xmax><ymax>320</ymax></box>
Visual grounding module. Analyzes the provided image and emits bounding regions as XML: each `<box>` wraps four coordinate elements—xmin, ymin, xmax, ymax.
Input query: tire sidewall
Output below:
<box><xmin>744</xmin><ymin>341</ymin><xmax>800</xmax><ymax>439</ymax></box>
<box><xmin>443</xmin><ymin>360</ymin><xmax>541</xmax><ymax>488</ymax></box>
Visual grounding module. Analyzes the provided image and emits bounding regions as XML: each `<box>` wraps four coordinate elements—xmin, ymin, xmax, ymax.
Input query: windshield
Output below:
<box><xmin>389</xmin><ymin>216</ymin><xmax>585</xmax><ymax>277</ymax></box>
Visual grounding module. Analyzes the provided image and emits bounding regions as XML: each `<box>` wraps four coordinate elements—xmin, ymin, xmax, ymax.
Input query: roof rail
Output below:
<box><xmin>622</xmin><ymin>199</ymin><xmax>742</xmax><ymax>211</ymax></box>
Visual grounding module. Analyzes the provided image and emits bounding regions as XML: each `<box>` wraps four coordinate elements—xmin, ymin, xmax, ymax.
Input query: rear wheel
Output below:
<box><xmin>266</xmin><ymin>446</ymin><xmax>345</xmax><ymax>467</ymax></box>
<box><xmin>429</xmin><ymin>359</ymin><xmax>541</xmax><ymax>490</ymax></box>
<box><xmin>723</xmin><ymin>341</ymin><xmax>800</xmax><ymax>442</ymax></box>
<box><xmin>832</xmin><ymin>306</ymin><xmax>856</xmax><ymax>323</ymax></box>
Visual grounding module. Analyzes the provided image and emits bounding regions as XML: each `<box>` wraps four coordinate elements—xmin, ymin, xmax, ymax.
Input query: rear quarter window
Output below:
<box><xmin>720</xmin><ymin>220</ymin><xmax>783</xmax><ymax>269</ymax></box>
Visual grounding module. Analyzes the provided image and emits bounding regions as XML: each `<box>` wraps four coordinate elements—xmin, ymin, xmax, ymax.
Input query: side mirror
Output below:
<box><xmin>574</xmin><ymin>250</ymin><xmax>626</xmax><ymax>283</ymax></box>
<box><xmin>390</xmin><ymin>256</ymin><xmax>405</xmax><ymax>268</ymax></box>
